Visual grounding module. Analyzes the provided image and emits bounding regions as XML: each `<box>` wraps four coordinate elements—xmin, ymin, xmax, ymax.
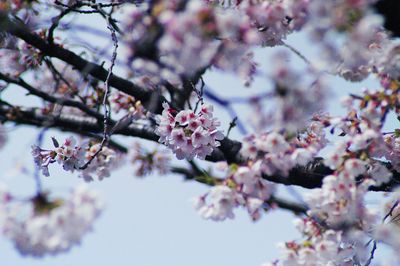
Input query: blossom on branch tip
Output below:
<box><xmin>155</xmin><ymin>103</ymin><xmax>223</xmax><ymax>160</ymax></box>
<box><xmin>31</xmin><ymin>137</ymin><xmax>121</xmax><ymax>181</ymax></box>
<box><xmin>193</xmin><ymin>161</ymin><xmax>275</xmax><ymax>221</ymax></box>
<box><xmin>241</xmin><ymin>122</ymin><xmax>327</xmax><ymax>177</ymax></box>
<box><xmin>195</xmin><ymin>185</ymin><xmax>238</xmax><ymax>221</ymax></box>
<box><xmin>79</xmin><ymin>143</ymin><xmax>119</xmax><ymax>182</ymax></box>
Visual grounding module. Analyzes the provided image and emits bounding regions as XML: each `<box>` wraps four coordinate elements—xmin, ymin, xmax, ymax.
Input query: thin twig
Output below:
<box><xmin>384</xmin><ymin>200</ymin><xmax>399</xmax><ymax>222</ymax></box>
<box><xmin>364</xmin><ymin>240</ymin><xmax>377</xmax><ymax>266</ymax></box>
<box><xmin>282</xmin><ymin>41</ymin><xmax>311</xmax><ymax>66</ymax></box>
<box><xmin>33</xmin><ymin>128</ymin><xmax>47</xmax><ymax>193</ymax></box>
<box><xmin>226</xmin><ymin>117</ymin><xmax>237</xmax><ymax>138</ymax></box>
<box><xmin>79</xmin><ymin>9</ymin><xmax>119</xmax><ymax>170</ymax></box>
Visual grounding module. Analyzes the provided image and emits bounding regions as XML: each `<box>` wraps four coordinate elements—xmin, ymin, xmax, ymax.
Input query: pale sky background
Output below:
<box><xmin>0</xmin><ymin>9</ymin><xmax>393</xmax><ymax>266</ymax></box>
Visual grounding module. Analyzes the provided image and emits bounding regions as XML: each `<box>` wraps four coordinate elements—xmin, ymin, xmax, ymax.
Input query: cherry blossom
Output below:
<box><xmin>0</xmin><ymin>37</ymin><xmax>40</xmax><ymax>77</ymax></box>
<box><xmin>32</xmin><ymin>136</ymin><xmax>120</xmax><ymax>181</ymax></box>
<box><xmin>241</xmin><ymin>120</ymin><xmax>327</xmax><ymax>177</ymax></box>
<box><xmin>2</xmin><ymin>0</ymin><xmax>400</xmax><ymax>264</ymax></box>
<box><xmin>193</xmin><ymin>161</ymin><xmax>275</xmax><ymax>221</ymax></box>
<box><xmin>53</xmin><ymin>136</ymin><xmax>85</xmax><ymax>172</ymax></box>
<box><xmin>246</xmin><ymin>51</ymin><xmax>327</xmax><ymax>133</ymax></box>
<box><xmin>194</xmin><ymin>185</ymin><xmax>239</xmax><ymax>221</ymax></box>
<box><xmin>123</xmin><ymin>0</ymin><xmax>260</xmax><ymax>85</ymax></box>
<box><xmin>79</xmin><ymin>143</ymin><xmax>119</xmax><ymax>182</ymax></box>
<box><xmin>155</xmin><ymin>102</ymin><xmax>224</xmax><ymax>160</ymax></box>
<box><xmin>305</xmin><ymin>172</ymin><xmax>377</xmax><ymax>226</ymax></box>
<box><xmin>274</xmin><ymin>221</ymin><xmax>356</xmax><ymax>266</ymax></box>
<box><xmin>0</xmin><ymin>184</ymin><xmax>103</xmax><ymax>257</ymax></box>
<box><xmin>129</xmin><ymin>142</ymin><xmax>171</xmax><ymax>177</ymax></box>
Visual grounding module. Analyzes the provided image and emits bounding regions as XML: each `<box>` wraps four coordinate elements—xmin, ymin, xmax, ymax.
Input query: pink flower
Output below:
<box><xmin>344</xmin><ymin>159</ymin><xmax>367</xmax><ymax>177</ymax></box>
<box><xmin>155</xmin><ymin>103</ymin><xmax>223</xmax><ymax>160</ymax></box>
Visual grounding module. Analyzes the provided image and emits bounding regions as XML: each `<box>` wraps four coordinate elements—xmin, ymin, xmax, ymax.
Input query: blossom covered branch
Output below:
<box><xmin>1</xmin><ymin>0</ymin><xmax>400</xmax><ymax>265</ymax></box>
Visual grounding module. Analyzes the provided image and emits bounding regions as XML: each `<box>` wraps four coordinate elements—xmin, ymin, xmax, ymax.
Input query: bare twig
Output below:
<box><xmin>79</xmin><ymin>9</ymin><xmax>119</xmax><ymax>170</ymax></box>
<box><xmin>33</xmin><ymin>128</ymin><xmax>47</xmax><ymax>193</ymax></box>
<box><xmin>384</xmin><ymin>200</ymin><xmax>399</xmax><ymax>222</ymax></box>
<box><xmin>282</xmin><ymin>41</ymin><xmax>311</xmax><ymax>66</ymax></box>
<box><xmin>226</xmin><ymin>117</ymin><xmax>237</xmax><ymax>138</ymax></box>
<box><xmin>364</xmin><ymin>240</ymin><xmax>377</xmax><ymax>266</ymax></box>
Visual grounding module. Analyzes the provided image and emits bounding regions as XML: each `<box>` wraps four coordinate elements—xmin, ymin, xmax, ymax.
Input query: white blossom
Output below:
<box><xmin>1</xmin><ymin>185</ymin><xmax>103</xmax><ymax>257</ymax></box>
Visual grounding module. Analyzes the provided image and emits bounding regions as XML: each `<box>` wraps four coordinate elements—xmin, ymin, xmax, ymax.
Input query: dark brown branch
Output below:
<box><xmin>1</xmin><ymin>103</ymin><xmax>400</xmax><ymax>192</ymax></box>
<box><xmin>0</xmin><ymin>13</ymin><xmax>242</xmax><ymax>162</ymax></box>
<box><xmin>2</xmin><ymin>12</ymin><xmax>400</xmax><ymax>193</ymax></box>
<box><xmin>0</xmin><ymin>12</ymin><xmax>157</xmax><ymax>108</ymax></box>
<box><xmin>0</xmin><ymin>72</ymin><xmax>104</xmax><ymax>121</ymax></box>
<box><xmin>262</xmin><ymin>157</ymin><xmax>400</xmax><ymax>192</ymax></box>
<box><xmin>364</xmin><ymin>240</ymin><xmax>377</xmax><ymax>266</ymax></box>
<box><xmin>266</xmin><ymin>196</ymin><xmax>308</xmax><ymax>215</ymax></box>
<box><xmin>374</xmin><ymin>0</ymin><xmax>400</xmax><ymax>37</ymax></box>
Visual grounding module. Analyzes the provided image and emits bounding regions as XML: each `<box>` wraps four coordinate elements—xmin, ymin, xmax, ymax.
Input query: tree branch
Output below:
<box><xmin>170</xmin><ymin>166</ymin><xmax>308</xmax><ymax>215</ymax></box>
<box><xmin>1</xmin><ymin>103</ymin><xmax>399</xmax><ymax>192</ymax></box>
<box><xmin>0</xmin><ymin>12</ymin><xmax>159</xmax><ymax>109</ymax></box>
<box><xmin>1</xmin><ymin>12</ymin><xmax>400</xmax><ymax>193</ymax></box>
<box><xmin>0</xmin><ymin>72</ymin><xmax>104</xmax><ymax>121</ymax></box>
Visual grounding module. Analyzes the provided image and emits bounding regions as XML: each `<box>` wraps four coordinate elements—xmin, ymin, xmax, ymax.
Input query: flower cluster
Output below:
<box><xmin>129</xmin><ymin>142</ymin><xmax>171</xmax><ymax>177</ymax></box>
<box><xmin>32</xmin><ymin>136</ymin><xmax>120</xmax><ymax>181</ymax></box>
<box><xmin>239</xmin><ymin>0</ymin><xmax>309</xmax><ymax>46</ymax></box>
<box><xmin>110</xmin><ymin>91</ymin><xmax>138</xmax><ymax>114</ymax></box>
<box><xmin>336</xmin><ymin>14</ymin><xmax>389</xmax><ymax>82</ymax></box>
<box><xmin>207</xmin><ymin>0</ymin><xmax>310</xmax><ymax>46</ymax></box>
<box><xmin>248</xmin><ymin>51</ymin><xmax>327</xmax><ymax>133</ymax></box>
<box><xmin>271</xmin><ymin>218</ymin><xmax>357</xmax><ymax>266</ymax></box>
<box><xmin>319</xmin><ymin>87</ymin><xmax>397</xmax><ymax>185</ymax></box>
<box><xmin>193</xmin><ymin>161</ymin><xmax>275</xmax><ymax>221</ymax></box>
<box><xmin>109</xmin><ymin>91</ymin><xmax>147</xmax><ymax>133</ymax></box>
<box><xmin>305</xmin><ymin>170</ymin><xmax>376</xmax><ymax>226</ymax></box>
<box><xmin>155</xmin><ymin>102</ymin><xmax>224</xmax><ymax>160</ymax></box>
<box><xmin>378</xmin><ymin>43</ymin><xmax>400</xmax><ymax>80</ymax></box>
<box><xmin>0</xmin><ymin>185</ymin><xmax>103</xmax><ymax>257</ymax></box>
<box><xmin>305</xmin><ymin>1</ymin><xmax>393</xmax><ymax>82</ymax></box>
<box><xmin>79</xmin><ymin>143</ymin><xmax>118</xmax><ymax>182</ymax></box>
<box><xmin>193</xmin><ymin>185</ymin><xmax>239</xmax><ymax>221</ymax></box>
<box><xmin>306</xmin><ymin>0</ymin><xmax>377</xmax><ymax>37</ymax></box>
<box><xmin>241</xmin><ymin>120</ymin><xmax>327</xmax><ymax>177</ymax></box>
<box><xmin>0</xmin><ymin>38</ymin><xmax>40</xmax><ymax>77</ymax></box>
<box><xmin>32</xmin><ymin>136</ymin><xmax>85</xmax><ymax>177</ymax></box>
<box><xmin>122</xmin><ymin>0</ymin><xmax>261</xmax><ymax>85</ymax></box>
<box><xmin>306</xmin><ymin>122</ymin><xmax>387</xmax><ymax>226</ymax></box>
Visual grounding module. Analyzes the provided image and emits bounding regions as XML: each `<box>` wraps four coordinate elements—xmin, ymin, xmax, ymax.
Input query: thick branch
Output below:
<box><xmin>1</xmin><ymin>104</ymin><xmax>399</xmax><ymax>192</ymax></box>
<box><xmin>1</xmin><ymin>12</ymin><xmax>400</xmax><ymax>193</ymax></box>
<box><xmin>0</xmin><ymin>13</ymin><xmax>242</xmax><ymax>162</ymax></box>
